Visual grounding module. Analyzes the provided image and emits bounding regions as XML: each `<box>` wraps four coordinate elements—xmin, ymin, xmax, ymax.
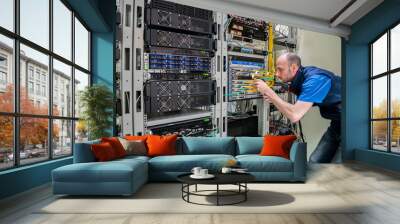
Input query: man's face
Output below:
<box><xmin>275</xmin><ymin>56</ymin><xmax>298</xmax><ymax>82</ymax></box>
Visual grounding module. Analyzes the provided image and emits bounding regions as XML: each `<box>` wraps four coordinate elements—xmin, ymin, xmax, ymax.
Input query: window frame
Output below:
<box><xmin>0</xmin><ymin>0</ymin><xmax>92</xmax><ymax>171</ymax></box>
<box><xmin>370</xmin><ymin>20</ymin><xmax>400</xmax><ymax>154</ymax></box>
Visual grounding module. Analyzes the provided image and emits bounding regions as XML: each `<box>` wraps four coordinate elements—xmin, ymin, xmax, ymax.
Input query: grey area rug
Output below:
<box><xmin>37</xmin><ymin>183</ymin><xmax>362</xmax><ymax>214</ymax></box>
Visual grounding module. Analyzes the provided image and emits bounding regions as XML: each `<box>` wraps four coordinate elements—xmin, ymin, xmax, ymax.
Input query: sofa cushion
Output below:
<box><xmin>91</xmin><ymin>142</ymin><xmax>118</xmax><ymax>161</ymax></box>
<box><xmin>118</xmin><ymin>138</ymin><xmax>147</xmax><ymax>156</ymax></box>
<box><xmin>235</xmin><ymin>137</ymin><xmax>263</xmax><ymax>155</ymax></box>
<box><xmin>178</xmin><ymin>137</ymin><xmax>235</xmax><ymax>155</ymax></box>
<box><xmin>124</xmin><ymin>135</ymin><xmax>149</xmax><ymax>141</ymax></box>
<box><xmin>149</xmin><ymin>154</ymin><xmax>235</xmax><ymax>172</ymax></box>
<box><xmin>115</xmin><ymin>155</ymin><xmax>150</xmax><ymax>163</ymax></box>
<box><xmin>147</xmin><ymin>135</ymin><xmax>178</xmax><ymax>157</ymax></box>
<box><xmin>101</xmin><ymin>137</ymin><xmax>127</xmax><ymax>158</ymax></box>
<box><xmin>260</xmin><ymin>135</ymin><xmax>297</xmax><ymax>159</ymax></box>
<box><xmin>53</xmin><ymin>158</ymin><xmax>147</xmax><ymax>183</ymax></box>
<box><xmin>73</xmin><ymin>139</ymin><xmax>100</xmax><ymax>163</ymax></box>
<box><xmin>236</xmin><ymin>155</ymin><xmax>293</xmax><ymax>172</ymax></box>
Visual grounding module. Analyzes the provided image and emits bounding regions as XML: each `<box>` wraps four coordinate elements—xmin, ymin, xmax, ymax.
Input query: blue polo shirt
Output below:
<box><xmin>297</xmin><ymin>75</ymin><xmax>331</xmax><ymax>104</ymax></box>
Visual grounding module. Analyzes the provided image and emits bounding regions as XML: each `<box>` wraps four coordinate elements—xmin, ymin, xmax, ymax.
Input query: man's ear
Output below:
<box><xmin>289</xmin><ymin>64</ymin><xmax>295</xmax><ymax>75</ymax></box>
<box><xmin>290</xmin><ymin>64</ymin><xmax>299</xmax><ymax>75</ymax></box>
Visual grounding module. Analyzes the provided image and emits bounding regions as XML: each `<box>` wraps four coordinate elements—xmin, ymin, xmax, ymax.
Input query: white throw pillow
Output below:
<box><xmin>118</xmin><ymin>137</ymin><xmax>147</xmax><ymax>156</ymax></box>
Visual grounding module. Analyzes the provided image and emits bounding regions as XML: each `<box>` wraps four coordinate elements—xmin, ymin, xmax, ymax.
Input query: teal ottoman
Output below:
<box><xmin>52</xmin><ymin>157</ymin><xmax>148</xmax><ymax>196</ymax></box>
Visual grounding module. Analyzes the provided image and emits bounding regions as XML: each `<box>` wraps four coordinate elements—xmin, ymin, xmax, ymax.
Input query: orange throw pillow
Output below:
<box><xmin>260</xmin><ymin>135</ymin><xmax>297</xmax><ymax>159</ymax></box>
<box><xmin>101</xmin><ymin>137</ymin><xmax>127</xmax><ymax>158</ymax></box>
<box><xmin>124</xmin><ymin>135</ymin><xmax>149</xmax><ymax>141</ymax></box>
<box><xmin>91</xmin><ymin>142</ymin><xmax>118</xmax><ymax>162</ymax></box>
<box><xmin>146</xmin><ymin>135</ymin><xmax>178</xmax><ymax>157</ymax></box>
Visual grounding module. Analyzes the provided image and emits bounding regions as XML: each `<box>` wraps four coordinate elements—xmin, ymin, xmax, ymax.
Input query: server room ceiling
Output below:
<box><xmin>169</xmin><ymin>0</ymin><xmax>383</xmax><ymax>38</ymax></box>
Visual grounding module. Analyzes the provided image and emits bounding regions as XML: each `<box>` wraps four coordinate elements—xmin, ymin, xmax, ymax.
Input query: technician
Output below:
<box><xmin>255</xmin><ymin>52</ymin><xmax>341</xmax><ymax>163</ymax></box>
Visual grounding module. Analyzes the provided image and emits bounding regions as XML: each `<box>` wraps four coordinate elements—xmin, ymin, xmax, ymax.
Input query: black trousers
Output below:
<box><xmin>309</xmin><ymin>120</ymin><xmax>341</xmax><ymax>163</ymax></box>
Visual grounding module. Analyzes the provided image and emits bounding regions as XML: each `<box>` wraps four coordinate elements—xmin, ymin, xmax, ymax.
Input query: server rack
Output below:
<box><xmin>118</xmin><ymin>0</ymin><xmax>221</xmax><ymax>137</ymax></box>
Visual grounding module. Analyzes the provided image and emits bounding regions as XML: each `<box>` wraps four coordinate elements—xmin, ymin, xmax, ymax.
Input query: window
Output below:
<box><xmin>53</xmin><ymin>0</ymin><xmax>72</xmax><ymax>60</ymax></box>
<box><xmin>42</xmin><ymin>85</ymin><xmax>46</xmax><ymax>97</ymax></box>
<box><xmin>35</xmin><ymin>84</ymin><xmax>40</xmax><ymax>96</ymax></box>
<box><xmin>0</xmin><ymin>1</ymin><xmax>91</xmax><ymax>170</ymax></box>
<box><xmin>75</xmin><ymin>17</ymin><xmax>90</xmax><ymax>70</ymax></box>
<box><xmin>0</xmin><ymin>71</ymin><xmax>6</xmax><ymax>85</ymax></box>
<box><xmin>35</xmin><ymin>70</ymin><xmax>41</xmax><ymax>81</ymax></box>
<box><xmin>54</xmin><ymin>89</ymin><xmax>58</xmax><ymax>104</ymax></box>
<box><xmin>391</xmin><ymin>24</ymin><xmax>400</xmax><ymax>70</ymax></box>
<box><xmin>0</xmin><ymin>0</ymin><xmax>13</xmax><ymax>31</ymax></box>
<box><xmin>53</xmin><ymin>59</ymin><xmax>72</xmax><ymax>117</ymax></box>
<box><xmin>19</xmin><ymin>117</ymin><xmax>49</xmax><ymax>165</ymax></box>
<box><xmin>20</xmin><ymin>0</ymin><xmax>49</xmax><ymax>48</ymax></box>
<box><xmin>0</xmin><ymin>116</ymin><xmax>13</xmax><ymax>170</ymax></box>
<box><xmin>0</xmin><ymin>55</ymin><xmax>7</xmax><ymax>67</ymax></box>
<box><xmin>28</xmin><ymin>81</ymin><xmax>34</xmax><ymax>94</ymax></box>
<box><xmin>371</xmin><ymin>23</ymin><xmax>400</xmax><ymax>154</ymax></box>
<box><xmin>74</xmin><ymin>69</ymin><xmax>89</xmax><ymax>118</ymax></box>
<box><xmin>28</xmin><ymin>67</ymin><xmax>34</xmax><ymax>80</ymax></box>
<box><xmin>0</xmin><ymin>34</ymin><xmax>13</xmax><ymax>113</ymax></box>
<box><xmin>0</xmin><ymin>54</ymin><xmax>8</xmax><ymax>90</ymax></box>
<box><xmin>74</xmin><ymin>69</ymin><xmax>89</xmax><ymax>142</ymax></box>
<box><xmin>53</xmin><ymin>119</ymin><xmax>72</xmax><ymax>158</ymax></box>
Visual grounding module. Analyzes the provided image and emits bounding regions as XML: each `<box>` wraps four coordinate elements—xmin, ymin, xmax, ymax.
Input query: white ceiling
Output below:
<box><xmin>170</xmin><ymin>0</ymin><xmax>384</xmax><ymax>38</ymax></box>
<box><xmin>225</xmin><ymin>0</ymin><xmax>352</xmax><ymax>23</ymax></box>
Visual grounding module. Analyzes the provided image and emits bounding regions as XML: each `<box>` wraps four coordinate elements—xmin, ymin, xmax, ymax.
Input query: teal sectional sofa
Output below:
<box><xmin>52</xmin><ymin>137</ymin><xmax>307</xmax><ymax>196</ymax></box>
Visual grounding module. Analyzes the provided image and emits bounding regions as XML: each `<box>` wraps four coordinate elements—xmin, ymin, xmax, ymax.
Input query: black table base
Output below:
<box><xmin>181</xmin><ymin>183</ymin><xmax>249</xmax><ymax>206</ymax></box>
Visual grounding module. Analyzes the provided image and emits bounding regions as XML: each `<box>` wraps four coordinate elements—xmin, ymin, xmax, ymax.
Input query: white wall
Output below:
<box><xmin>296</xmin><ymin>29</ymin><xmax>341</xmax><ymax>160</ymax></box>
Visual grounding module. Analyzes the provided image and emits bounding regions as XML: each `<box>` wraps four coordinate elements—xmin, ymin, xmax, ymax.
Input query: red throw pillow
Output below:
<box><xmin>124</xmin><ymin>135</ymin><xmax>149</xmax><ymax>141</ymax></box>
<box><xmin>260</xmin><ymin>135</ymin><xmax>297</xmax><ymax>159</ymax></box>
<box><xmin>101</xmin><ymin>137</ymin><xmax>127</xmax><ymax>158</ymax></box>
<box><xmin>91</xmin><ymin>142</ymin><xmax>118</xmax><ymax>162</ymax></box>
<box><xmin>146</xmin><ymin>135</ymin><xmax>178</xmax><ymax>157</ymax></box>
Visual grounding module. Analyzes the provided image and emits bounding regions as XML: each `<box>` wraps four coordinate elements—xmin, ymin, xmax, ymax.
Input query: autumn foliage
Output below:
<box><xmin>372</xmin><ymin>99</ymin><xmax>400</xmax><ymax>142</ymax></box>
<box><xmin>0</xmin><ymin>85</ymin><xmax>59</xmax><ymax>151</ymax></box>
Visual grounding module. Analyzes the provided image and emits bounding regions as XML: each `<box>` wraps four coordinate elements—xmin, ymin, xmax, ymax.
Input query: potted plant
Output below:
<box><xmin>79</xmin><ymin>84</ymin><xmax>113</xmax><ymax>140</ymax></box>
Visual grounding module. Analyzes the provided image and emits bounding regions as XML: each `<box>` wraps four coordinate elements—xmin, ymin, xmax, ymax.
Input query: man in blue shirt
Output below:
<box><xmin>255</xmin><ymin>52</ymin><xmax>341</xmax><ymax>163</ymax></box>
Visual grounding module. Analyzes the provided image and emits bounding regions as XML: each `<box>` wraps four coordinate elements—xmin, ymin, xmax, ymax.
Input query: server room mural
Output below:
<box><xmin>115</xmin><ymin>0</ymin><xmax>341</xmax><ymax>163</ymax></box>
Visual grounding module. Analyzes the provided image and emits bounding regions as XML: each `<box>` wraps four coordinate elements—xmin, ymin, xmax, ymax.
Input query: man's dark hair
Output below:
<box><xmin>285</xmin><ymin>52</ymin><xmax>302</xmax><ymax>67</ymax></box>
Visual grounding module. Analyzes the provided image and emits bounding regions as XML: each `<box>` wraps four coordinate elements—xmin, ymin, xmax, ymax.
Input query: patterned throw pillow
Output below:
<box><xmin>118</xmin><ymin>137</ymin><xmax>147</xmax><ymax>156</ymax></box>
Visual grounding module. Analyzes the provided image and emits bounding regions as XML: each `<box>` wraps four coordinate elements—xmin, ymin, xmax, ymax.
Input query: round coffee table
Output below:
<box><xmin>177</xmin><ymin>173</ymin><xmax>255</xmax><ymax>206</ymax></box>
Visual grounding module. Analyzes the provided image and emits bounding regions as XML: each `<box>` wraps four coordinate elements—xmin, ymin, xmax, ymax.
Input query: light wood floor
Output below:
<box><xmin>1</xmin><ymin>162</ymin><xmax>400</xmax><ymax>224</ymax></box>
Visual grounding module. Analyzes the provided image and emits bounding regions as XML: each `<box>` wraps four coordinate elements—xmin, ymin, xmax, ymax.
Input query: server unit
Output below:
<box><xmin>144</xmin><ymin>80</ymin><xmax>216</xmax><ymax>118</ymax></box>
<box><xmin>145</xmin><ymin>29</ymin><xmax>216</xmax><ymax>51</ymax></box>
<box><xmin>148</xmin><ymin>118</ymin><xmax>213</xmax><ymax>136</ymax></box>
<box><xmin>146</xmin><ymin>7</ymin><xmax>215</xmax><ymax>35</ymax></box>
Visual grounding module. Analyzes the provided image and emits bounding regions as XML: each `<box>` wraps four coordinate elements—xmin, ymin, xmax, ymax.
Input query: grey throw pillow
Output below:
<box><xmin>118</xmin><ymin>137</ymin><xmax>147</xmax><ymax>156</ymax></box>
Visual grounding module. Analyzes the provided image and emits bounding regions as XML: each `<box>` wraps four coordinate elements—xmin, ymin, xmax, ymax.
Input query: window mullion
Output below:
<box><xmin>388</xmin><ymin>30</ymin><xmax>391</xmax><ymax>152</ymax></box>
<box><xmin>48</xmin><ymin>0</ymin><xmax>54</xmax><ymax>160</ymax></box>
<box><xmin>370</xmin><ymin>44</ymin><xmax>373</xmax><ymax>149</ymax></box>
<box><xmin>13</xmin><ymin>0</ymin><xmax>21</xmax><ymax>167</ymax></box>
<box><xmin>71</xmin><ymin>10</ymin><xmax>76</xmax><ymax>155</ymax></box>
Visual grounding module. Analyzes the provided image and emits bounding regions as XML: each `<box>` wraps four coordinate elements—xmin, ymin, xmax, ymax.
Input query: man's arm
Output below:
<box><xmin>255</xmin><ymin>80</ymin><xmax>313</xmax><ymax>123</ymax></box>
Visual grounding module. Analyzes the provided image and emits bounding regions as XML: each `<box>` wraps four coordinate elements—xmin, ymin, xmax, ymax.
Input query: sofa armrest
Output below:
<box><xmin>289</xmin><ymin>141</ymin><xmax>307</xmax><ymax>182</ymax></box>
<box><xmin>73</xmin><ymin>140</ymin><xmax>100</xmax><ymax>163</ymax></box>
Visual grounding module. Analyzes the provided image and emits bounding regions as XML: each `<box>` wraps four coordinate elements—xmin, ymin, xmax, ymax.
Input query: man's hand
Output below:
<box><xmin>254</xmin><ymin>79</ymin><xmax>273</xmax><ymax>96</ymax></box>
<box><xmin>254</xmin><ymin>79</ymin><xmax>275</xmax><ymax>103</ymax></box>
